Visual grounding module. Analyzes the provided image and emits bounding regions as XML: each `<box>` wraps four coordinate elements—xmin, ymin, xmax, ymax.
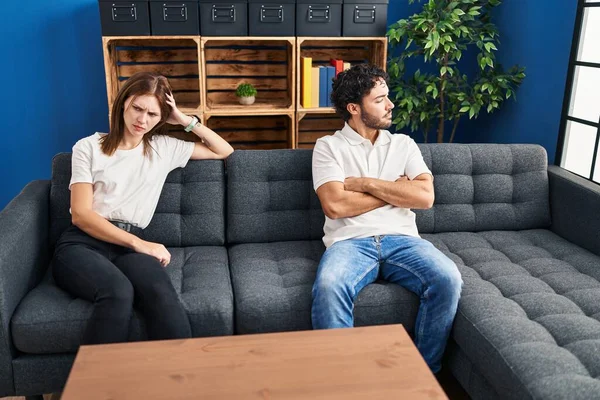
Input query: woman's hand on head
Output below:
<box><xmin>133</xmin><ymin>239</ymin><xmax>172</xmax><ymax>267</ymax></box>
<box><xmin>165</xmin><ymin>92</ymin><xmax>190</xmax><ymax>126</ymax></box>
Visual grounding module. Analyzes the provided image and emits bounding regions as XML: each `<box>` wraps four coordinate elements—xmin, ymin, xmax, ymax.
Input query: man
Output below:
<box><xmin>311</xmin><ymin>63</ymin><xmax>462</xmax><ymax>373</ymax></box>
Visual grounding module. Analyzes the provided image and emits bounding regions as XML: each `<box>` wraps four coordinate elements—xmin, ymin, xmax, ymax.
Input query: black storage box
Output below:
<box><xmin>199</xmin><ymin>0</ymin><xmax>248</xmax><ymax>36</ymax></box>
<box><xmin>150</xmin><ymin>1</ymin><xmax>199</xmax><ymax>35</ymax></box>
<box><xmin>296</xmin><ymin>0</ymin><xmax>342</xmax><ymax>37</ymax></box>
<box><xmin>99</xmin><ymin>0</ymin><xmax>151</xmax><ymax>36</ymax></box>
<box><xmin>342</xmin><ymin>0</ymin><xmax>388</xmax><ymax>37</ymax></box>
<box><xmin>249</xmin><ymin>0</ymin><xmax>295</xmax><ymax>36</ymax></box>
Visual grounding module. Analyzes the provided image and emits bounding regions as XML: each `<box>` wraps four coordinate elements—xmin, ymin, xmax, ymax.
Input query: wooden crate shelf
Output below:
<box><xmin>202</xmin><ymin>37</ymin><xmax>295</xmax><ymax>113</ymax></box>
<box><xmin>296</xmin><ymin>37</ymin><xmax>387</xmax><ymax>113</ymax></box>
<box><xmin>205</xmin><ymin>113</ymin><xmax>294</xmax><ymax>150</ymax></box>
<box><xmin>296</xmin><ymin>112</ymin><xmax>344</xmax><ymax>149</ymax></box>
<box><xmin>102</xmin><ymin>36</ymin><xmax>202</xmax><ymax>113</ymax></box>
<box><xmin>101</xmin><ymin>36</ymin><xmax>387</xmax><ymax>149</ymax></box>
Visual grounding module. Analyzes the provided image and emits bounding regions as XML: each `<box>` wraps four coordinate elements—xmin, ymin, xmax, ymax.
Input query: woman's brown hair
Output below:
<box><xmin>100</xmin><ymin>72</ymin><xmax>172</xmax><ymax>157</ymax></box>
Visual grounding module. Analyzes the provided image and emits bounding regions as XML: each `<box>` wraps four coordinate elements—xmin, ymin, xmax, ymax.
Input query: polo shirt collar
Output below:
<box><xmin>340</xmin><ymin>122</ymin><xmax>391</xmax><ymax>147</ymax></box>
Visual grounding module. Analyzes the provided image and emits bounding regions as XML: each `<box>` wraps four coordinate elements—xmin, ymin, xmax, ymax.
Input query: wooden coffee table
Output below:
<box><xmin>61</xmin><ymin>324</ymin><xmax>447</xmax><ymax>399</ymax></box>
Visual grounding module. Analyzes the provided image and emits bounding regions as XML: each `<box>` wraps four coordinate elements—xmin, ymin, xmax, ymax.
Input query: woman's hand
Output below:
<box><xmin>165</xmin><ymin>92</ymin><xmax>191</xmax><ymax>127</ymax></box>
<box><xmin>133</xmin><ymin>239</ymin><xmax>172</xmax><ymax>267</ymax></box>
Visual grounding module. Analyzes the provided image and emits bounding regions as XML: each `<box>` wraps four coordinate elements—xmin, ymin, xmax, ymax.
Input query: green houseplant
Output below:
<box><xmin>387</xmin><ymin>0</ymin><xmax>526</xmax><ymax>143</ymax></box>
<box><xmin>235</xmin><ymin>83</ymin><xmax>258</xmax><ymax>105</ymax></box>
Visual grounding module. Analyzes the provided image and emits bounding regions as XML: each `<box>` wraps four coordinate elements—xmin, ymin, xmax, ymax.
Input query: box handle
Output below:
<box><xmin>354</xmin><ymin>5</ymin><xmax>376</xmax><ymax>24</ymax></box>
<box><xmin>308</xmin><ymin>5</ymin><xmax>330</xmax><ymax>23</ymax></box>
<box><xmin>260</xmin><ymin>5</ymin><xmax>284</xmax><ymax>23</ymax></box>
<box><xmin>212</xmin><ymin>5</ymin><xmax>236</xmax><ymax>23</ymax></box>
<box><xmin>163</xmin><ymin>4</ymin><xmax>188</xmax><ymax>22</ymax></box>
<box><xmin>112</xmin><ymin>4</ymin><xmax>138</xmax><ymax>22</ymax></box>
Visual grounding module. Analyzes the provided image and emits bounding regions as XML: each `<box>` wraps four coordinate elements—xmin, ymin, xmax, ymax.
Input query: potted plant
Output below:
<box><xmin>387</xmin><ymin>0</ymin><xmax>526</xmax><ymax>143</ymax></box>
<box><xmin>235</xmin><ymin>83</ymin><xmax>258</xmax><ymax>105</ymax></box>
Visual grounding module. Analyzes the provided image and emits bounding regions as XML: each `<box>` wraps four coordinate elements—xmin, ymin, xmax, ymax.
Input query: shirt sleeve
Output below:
<box><xmin>404</xmin><ymin>138</ymin><xmax>432</xmax><ymax>180</ymax></box>
<box><xmin>69</xmin><ymin>139</ymin><xmax>93</xmax><ymax>189</ymax></box>
<box><xmin>158</xmin><ymin>136</ymin><xmax>195</xmax><ymax>170</ymax></box>
<box><xmin>312</xmin><ymin>138</ymin><xmax>345</xmax><ymax>191</ymax></box>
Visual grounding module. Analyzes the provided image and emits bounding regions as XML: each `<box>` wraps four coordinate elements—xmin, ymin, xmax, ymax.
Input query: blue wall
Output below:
<box><xmin>1</xmin><ymin>1</ymin><xmax>108</xmax><ymax>210</ymax></box>
<box><xmin>0</xmin><ymin>1</ymin><xmax>579</xmax><ymax>210</ymax></box>
<box><xmin>387</xmin><ymin>0</ymin><xmax>578</xmax><ymax>163</ymax></box>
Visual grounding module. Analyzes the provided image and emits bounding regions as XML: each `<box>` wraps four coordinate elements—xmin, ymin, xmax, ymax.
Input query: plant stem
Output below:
<box><xmin>450</xmin><ymin>118</ymin><xmax>460</xmax><ymax>143</ymax></box>
<box><xmin>437</xmin><ymin>54</ymin><xmax>449</xmax><ymax>143</ymax></box>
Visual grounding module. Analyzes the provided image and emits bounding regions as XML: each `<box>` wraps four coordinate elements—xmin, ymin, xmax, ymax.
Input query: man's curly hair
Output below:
<box><xmin>331</xmin><ymin>63</ymin><xmax>389</xmax><ymax>122</ymax></box>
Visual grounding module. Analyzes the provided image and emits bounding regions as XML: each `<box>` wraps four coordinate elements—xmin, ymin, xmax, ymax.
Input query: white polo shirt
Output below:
<box><xmin>312</xmin><ymin>123</ymin><xmax>432</xmax><ymax>247</ymax></box>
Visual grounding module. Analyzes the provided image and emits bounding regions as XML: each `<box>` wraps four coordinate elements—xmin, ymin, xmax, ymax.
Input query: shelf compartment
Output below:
<box><xmin>103</xmin><ymin>36</ymin><xmax>202</xmax><ymax>113</ymax></box>
<box><xmin>202</xmin><ymin>38</ymin><xmax>295</xmax><ymax>113</ymax></box>
<box><xmin>205</xmin><ymin>113</ymin><xmax>294</xmax><ymax>150</ymax></box>
<box><xmin>296</xmin><ymin>37</ymin><xmax>387</xmax><ymax>112</ymax></box>
<box><xmin>296</xmin><ymin>112</ymin><xmax>344</xmax><ymax>149</ymax></box>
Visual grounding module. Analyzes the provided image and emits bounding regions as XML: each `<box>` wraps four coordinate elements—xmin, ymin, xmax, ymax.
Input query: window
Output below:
<box><xmin>557</xmin><ymin>0</ymin><xmax>600</xmax><ymax>183</ymax></box>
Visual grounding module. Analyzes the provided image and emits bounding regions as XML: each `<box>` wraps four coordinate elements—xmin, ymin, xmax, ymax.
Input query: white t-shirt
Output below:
<box><xmin>70</xmin><ymin>133</ymin><xmax>195</xmax><ymax>229</ymax></box>
<box><xmin>312</xmin><ymin>123</ymin><xmax>432</xmax><ymax>248</ymax></box>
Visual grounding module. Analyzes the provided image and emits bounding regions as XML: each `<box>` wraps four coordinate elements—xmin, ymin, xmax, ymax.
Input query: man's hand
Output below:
<box><xmin>395</xmin><ymin>175</ymin><xmax>409</xmax><ymax>182</ymax></box>
<box><xmin>344</xmin><ymin>177</ymin><xmax>371</xmax><ymax>193</ymax></box>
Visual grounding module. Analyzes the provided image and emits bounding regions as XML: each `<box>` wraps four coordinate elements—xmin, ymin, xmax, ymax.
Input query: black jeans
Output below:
<box><xmin>52</xmin><ymin>225</ymin><xmax>191</xmax><ymax>345</ymax></box>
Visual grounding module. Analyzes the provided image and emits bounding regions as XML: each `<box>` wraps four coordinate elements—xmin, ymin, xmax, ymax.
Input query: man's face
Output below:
<box><xmin>359</xmin><ymin>79</ymin><xmax>394</xmax><ymax>130</ymax></box>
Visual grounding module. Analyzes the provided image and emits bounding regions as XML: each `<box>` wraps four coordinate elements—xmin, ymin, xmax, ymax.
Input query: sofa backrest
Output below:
<box><xmin>226</xmin><ymin>144</ymin><xmax>551</xmax><ymax>244</ymax></box>
<box><xmin>226</xmin><ymin>150</ymin><xmax>325</xmax><ymax>244</ymax></box>
<box><xmin>50</xmin><ymin>153</ymin><xmax>226</xmax><ymax>247</ymax></box>
<box><xmin>415</xmin><ymin>143</ymin><xmax>551</xmax><ymax>233</ymax></box>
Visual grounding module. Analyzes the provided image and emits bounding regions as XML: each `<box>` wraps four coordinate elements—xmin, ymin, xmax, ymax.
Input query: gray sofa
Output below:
<box><xmin>1</xmin><ymin>144</ymin><xmax>600</xmax><ymax>399</ymax></box>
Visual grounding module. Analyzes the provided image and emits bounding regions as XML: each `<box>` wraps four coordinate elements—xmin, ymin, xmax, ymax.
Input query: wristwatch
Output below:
<box><xmin>184</xmin><ymin>116</ymin><xmax>200</xmax><ymax>132</ymax></box>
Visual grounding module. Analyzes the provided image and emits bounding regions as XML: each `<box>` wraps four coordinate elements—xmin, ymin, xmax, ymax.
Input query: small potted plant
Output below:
<box><xmin>235</xmin><ymin>83</ymin><xmax>257</xmax><ymax>105</ymax></box>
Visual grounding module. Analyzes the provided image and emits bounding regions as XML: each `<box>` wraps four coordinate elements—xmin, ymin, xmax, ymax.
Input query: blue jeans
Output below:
<box><xmin>311</xmin><ymin>235</ymin><xmax>462</xmax><ymax>372</ymax></box>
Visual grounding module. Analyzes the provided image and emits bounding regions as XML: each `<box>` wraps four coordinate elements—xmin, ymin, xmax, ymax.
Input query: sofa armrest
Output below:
<box><xmin>548</xmin><ymin>165</ymin><xmax>600</xmax><ymax>256</ymax></box>
<box><xmin>0</xmin><ymin>180</ymin><xmax>50</xmax><ymax>395</ymax></box>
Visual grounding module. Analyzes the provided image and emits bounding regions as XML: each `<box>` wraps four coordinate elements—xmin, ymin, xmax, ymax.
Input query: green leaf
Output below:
<box><xmin>459</xmin><ymin>106</ymin><xmax>470</xmax><ymax>112</ymax></box>
<box><xmin>432</xmin><ymin>31</ymin><xmax>440</xmax><ymax>50</ymax></box>
<box><xmin>441</xmin><ymin>66</ymin><xmax>448</xmax><ymax>76</ymax></box>
<box><xmin>454</xmin><ymin>9</ymin><xmax>465</xmax><ymax>16</ymax></box>
<box><xmin>469</xmin><ymin>108</ymin><xmax>475</xmax><ymax>119</ymax></box>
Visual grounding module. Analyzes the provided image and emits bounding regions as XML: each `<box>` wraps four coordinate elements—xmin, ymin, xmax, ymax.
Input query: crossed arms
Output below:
<box><xmin>316</xmin><ymin>173</ymin><xmax>434</xmax><ymax>220</ymax></box>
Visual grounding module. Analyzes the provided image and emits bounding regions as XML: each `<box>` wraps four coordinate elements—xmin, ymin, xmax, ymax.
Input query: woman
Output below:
<box><xmin>52</xmin><ymin>72</ymin><xmax>234</xmax><ymax>345</ymax></box>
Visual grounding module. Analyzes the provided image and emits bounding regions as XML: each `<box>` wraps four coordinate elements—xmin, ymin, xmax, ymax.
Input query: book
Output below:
<box><xmin>311</xmin><ymin>67</ymin><xmax>320</xmax><ymax>108</ymax></box>
<box><xmin>301</xmin><ymin>56</ymin><xmax>312</xmax><ymax>108</ymax></box>
<box><xmin>330</xmin><ymin>59</ymin><xmax>343</xmax><ymax>76</ymax></box>
<box><xmin>319</xmin><ymin>66</ymin><xmax>328</xmax><ymax>107</ymax></box>
<box><xmin>326</xmin><ymin>66</ymin><xmax>336</xmax><ymax>107</ymax></box>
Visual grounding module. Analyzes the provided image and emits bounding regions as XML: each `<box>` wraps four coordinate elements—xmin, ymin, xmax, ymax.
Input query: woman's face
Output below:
<box><xmin>123</xmin><ymin>94</ymin><xmax>162</xmax><ymax>138</ymax></box>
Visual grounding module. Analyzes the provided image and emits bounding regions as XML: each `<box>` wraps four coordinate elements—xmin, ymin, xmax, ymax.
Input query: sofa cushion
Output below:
<box><xmin>11</xmin><ymin>246</ymin><xmax>232</xmax><ymax>354</ymax></box>
<box><xmin>228</xmin><ymin>240</ymin><xmax>418</xmax><ymax>334</ymax></box>
<box><xmin>226</xmin><ymin>150</ymin><xmax>325</xmax><ymax>244</ymax></box>
<box><xmin>423</xmin><ymin>229</ymin><xmax>600</xmax><ymax>399</ymax></box>
<box><xmin>415</xmin><ymin>144</ymin><xmax>551</xmax><ymax>233</ymax></box>
<box><xmin>50</xmin><ymin>153</ymin><xmax>226</xmax><ymax>248</ymax></box>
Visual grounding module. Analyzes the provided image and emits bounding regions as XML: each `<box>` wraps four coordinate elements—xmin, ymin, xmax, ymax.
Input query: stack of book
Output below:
<box><xmin>300</xmin><ymin>57</ymin><xmax>351</xmax><ymax>108</ymax></box>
